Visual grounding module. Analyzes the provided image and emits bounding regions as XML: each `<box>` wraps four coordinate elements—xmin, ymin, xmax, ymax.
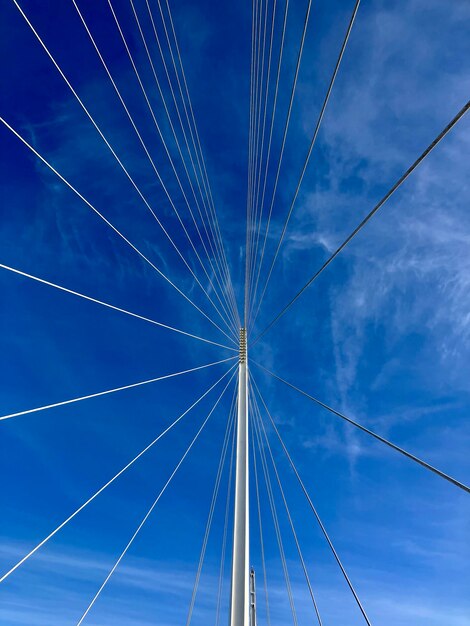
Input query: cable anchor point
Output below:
<box><xmin>239</xmin><ymin>328</ymin><xmax>247</xmax><ymax>364</ymax></box>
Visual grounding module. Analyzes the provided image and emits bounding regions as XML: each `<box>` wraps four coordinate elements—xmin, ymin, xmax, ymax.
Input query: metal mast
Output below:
<box><xmin>229</xmin><ymin>328</ymin><xmax>249</xmax><ymax>626</ymax></box>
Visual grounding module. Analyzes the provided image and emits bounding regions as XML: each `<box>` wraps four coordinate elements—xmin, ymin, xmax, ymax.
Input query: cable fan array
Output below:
<box><xmin>0</xmin><ymin>0</ymin><xmax>468</xmax><ymax>624</ymax></box>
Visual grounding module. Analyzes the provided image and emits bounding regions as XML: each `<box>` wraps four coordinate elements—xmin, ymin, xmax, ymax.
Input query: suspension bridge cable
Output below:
<box><xmin>109</xmin><ymin>0</ymin><xmax>238</xmax><ymax>333</ymax></box>
<box><xmin>247</xmin><ymin>0</ymin><xmax>269</xmax><ymax>304</ymax></box>
<box><xmin>158</xmin><ymin>0</ymin><xmax>222</xmax><ymax>236</ymax></box>
<box><xmin>245</xmin><ymin>0</ymin><xmax>258</xmax><ymax>324</ymax></box>
<box><xmin>245</xmin><ymin>0</ymin><xmax>257</xmax><ymax>283</ymax></box>
<box><xmin>250</xmin><ymin>0</ymin><xmax>270</xmax><ymax>304</ymax></box>
<box><xmin>249</xmin><ymin>0</ymin><xmax>264</xmax><ymax>314</ymax></box>
<box><xmin>129</xmin><ymin>0</ymin><xmax>239</xmax><ymax>331</ymax></box>
<box><xmin>127</xmin><ymin>6</ymin><xmax>239</xmax><ymax>337</ymax></box>
<box><xmin>143</xmin><ymin>2</ymin><xmax>240</xmax><ymax>330</ymax></box>
<box><xmin>107</xmin><ymin>0</ymin><xmax>239</xmax><ymax>339</ymax></box>
<box><xmin>254</xmin><ymin>0</ymin><xmax>270</xmax><ymax>206</ymax></box>
<box><xmin>247</xmin><ymin>0</ymin><xmax>277</xmax><ymax>312</ymax></box>
<box><xmin>253</xmin><ymin>98</ymin><xmax>470</xmax><ymax>345</ymax></box>
<box><xmin>253</xmin><ymin>393</ymin><xmax>323</xmax><ymax>626</ymax></box>
<box><xmin>215</xmin><ymin>403</ymin><xmax>237</xmax><ymax>626</ymax></box>
<box><xmin>0</xmin><ymin>117</ymin><xmax>234</xmax><ymax>345</ymax></box>
<box><xmin>253</xmin><ymin>0</ymin><xmax>264</xmax><ymax>180</ymax></box>
<box><xmin>249</xmin><ymin>0</ymin><xmax>265</xmax><ymax>237</ymax></box>
<box><xmin>249</xmin><ymin>4</ymin><xmax>270</xmax><ymax>315</ymax></box>
<box><xmin>250</xmin><ymin>387</ymin><xmax>271</xmax><ymax>626</ymax></box>
<box><xmin>164</xmin><ymin>0</ymin><xmax>241</xmax><ymax>320</ymax></box>
<box><xmin>252</xmin><ymin>377</ymin><xmax>373</xmax><ymax>626</ymax></box>
<box><xmin>0</xmin><ymin>364</ymin><xmax>237</xmax><ymax>584</ymax></box>
<box><xmin>0</xmin><ymin>357</ymin><xmax>236</xmax><ymax>423</ymax></box>
<box><xmin>11</xmin><ymin>0</ymin><xmax>237</xmax><ymax>341</ymax></box>
<box><xmin>254</xmin><ymin>362</ymin><xmax>470</xmax><ymax>494</ymax></box>
<box><xmin>250</xmin><ymin>0</ymin><xmax>361</xmax><ymax>332</ymax></box>
<box><xmin>0</xmin><ymin>263</ymin><xmax>236</xmax><ymax>352</ymax></box>
<box><xmin>250</xmin><ymin>390</ymin><xmax>298</xmax><ymax>626</ymax></box>
<box><xmin>247</xmin><ymin>0</ymin><xmax>267</xmax><ymax>292</ymax></box>
<box><xmin>185</xmin><ymin>387</ymin><xmax>237</xmax><ymax>626</ymax></box>
<box><xmin>248</xmin><ymin>0</ymin><xmax>290</xmax><ymax>327</ymax></box>
<box><xmin>248</xmin><ymin>0</ymin><xmax>313</xmax><ymax>331</ymax></box>
<box><xmin>160</xmin><ymin>0</ymin><xmax>240</xmax><ymax>322</ymax></box>
<box><xmin>79</xmin><ymin>0</ymin><xmax>238</xmax><ymax>340</ymax></box>
<box><xmin>70</xmin><ymin>0</ymin><xmax>238</xmax><ymax>341</ymax></box>
<box><xmin>76</xmin><ymin>370</ymin><xmax>237</xmax><ymax>625</ymax></box>
<box><xmin>246</xmin><ymin>0</ymin><xmax>256</xmax><ymax>221</ymax></box>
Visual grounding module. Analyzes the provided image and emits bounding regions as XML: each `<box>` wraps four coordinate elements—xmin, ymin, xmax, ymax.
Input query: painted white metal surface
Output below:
<box><xmin>229</xmin><ymin>329</ymin><xmax>249</xmax><ymax>626</ymax></box>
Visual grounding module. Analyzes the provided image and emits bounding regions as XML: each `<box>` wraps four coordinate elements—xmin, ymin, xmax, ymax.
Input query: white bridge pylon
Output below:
<box><xmin>229</xmin><ymin>328</ymin><xmax>250</xmax><ymax>626</ymax></box>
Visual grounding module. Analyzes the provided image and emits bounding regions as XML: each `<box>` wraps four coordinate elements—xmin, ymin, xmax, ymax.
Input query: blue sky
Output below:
<box><xmin>1</xmin><ymin>0</ymin><xmax>469</xmax><ymax>625</ymax></box>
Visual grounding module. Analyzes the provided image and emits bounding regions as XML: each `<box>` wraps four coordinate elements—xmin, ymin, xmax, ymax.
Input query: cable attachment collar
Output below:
<box><xmin>239</xmin><ymin>328</ymin><xmax>247</xmax><ymax>364</ymax></box>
